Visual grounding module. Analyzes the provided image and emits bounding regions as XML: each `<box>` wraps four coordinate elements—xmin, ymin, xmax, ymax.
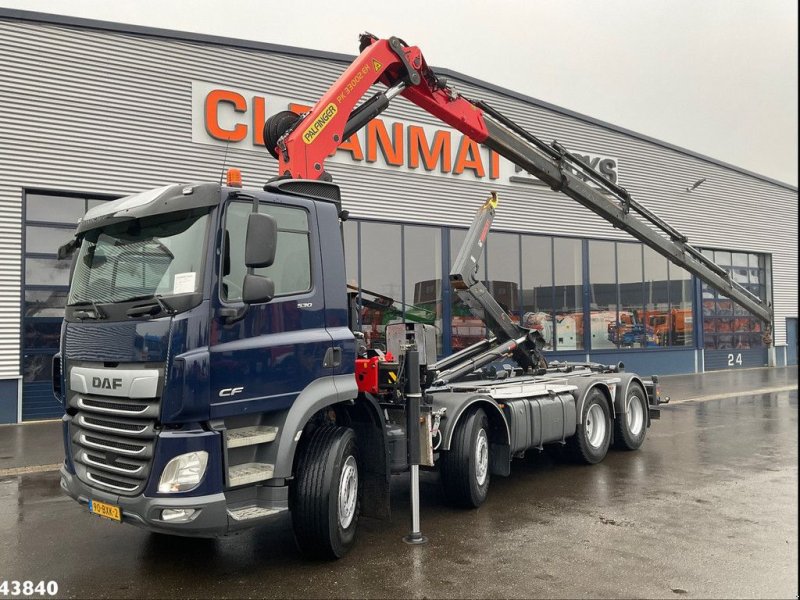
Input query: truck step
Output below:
<box><xmin>226</xmin><ymin>426</ymin><xmax>279</xmax><ymax>448</ymax></box>
<box><xmin>227</xmin><ymin>462</ymin><xmax>274</xmax><ymax>487</ymax></box>
<box><xmin>227</xmin><ymin>505</ymin><xmax>286</xmax><ymax>521</ymax></box>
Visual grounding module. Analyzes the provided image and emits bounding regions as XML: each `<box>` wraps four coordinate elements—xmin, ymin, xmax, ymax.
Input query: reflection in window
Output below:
<box><xmin>615</xmin><ymin>243</ymin><xmax>644</xmax><ymax>348</ymax></box>
<box><xmin>588</xmin><ymin>241</ymin><xmax>617</xmax><ymax>350</ymax></box>
<box><xmin>553</xmin><ymin>238</ymin><xmax>583</xmax><ymax>350</ymax></box>
<box><xmin>343</xmin><ymin>220</ymin><xmax>358</xmax><ymax>289</ymax></box>
<box><xmin>360</xmin><ymin>222</ymin><xmax>401</xmax><ymax>349</ymax></box>
<box><xmin>668</xmin><ymin>263</ymin><xmax>693</xmax><ymax>347</ymax></box>
<box><xmin>487</xmin><ymin>232</ymin><xmax>520</xmax><ymax>323</ymax></box>
<box><xmin>26</xmin><ymin>194</ymin><xmax>87</xmax><ymax>224</ymax></box>
<box><xmin>521</xmin><ymin>236</ymin><xmax>553</xmax><ymax>350</ymax></box>
<box><xmin>24</xmin><ymin>321</ymin><xmax>62</xmax><ymax>350</ymax></box>
<box><xmin>643</xmin><ymin>247</ymin><xmax>668</xmax><ymax>348</ymax></box>
<box><xmin>25</xmin><ymin>290</ymin><xmax>68</xmax><ymax>317</ymax></box>
<box><xmin>26</xmin><ymin>257</ymin><xmax>72</xmax><ymax>286</ymax></box>
<box><xmin>25</xmin><ymin>226</ymin><xmax>77</xmax><ymax>255</ymax></box>
<box><xmin>449</xmin><ymin>228</ymin><xmax>485</xmax><ymax>351</ymax></box>
<box><xmin>223</xmin><ymin>202</ymin><xmax>311</xmax><ymax>302</ymax></box>
<box><xmin>404</xmin><ymin>226</ymin><xmax>443</xmax><ymax>355</ymax></box>
<box><xmin>700</xmin><ymin>248</ymin><xmax>768</xmax><ymax>349</ymax></box>
<box><xmin>23</xmin><ymin>354</ymin><xmax>52</xmax><ymax>383</ymax></box>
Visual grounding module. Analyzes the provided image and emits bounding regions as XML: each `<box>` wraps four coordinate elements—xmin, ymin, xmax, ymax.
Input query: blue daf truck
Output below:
<box><xmin>56</xmin><ymin>34</ymin><xmax>770</xmax><ymax>559</ymax></box>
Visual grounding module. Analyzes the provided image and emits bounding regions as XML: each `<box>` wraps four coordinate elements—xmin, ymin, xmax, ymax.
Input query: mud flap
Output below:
<box><xmin>490</xmin><ymin>443</ymin><xmax>511</xmax><ymax>476</ymax></box>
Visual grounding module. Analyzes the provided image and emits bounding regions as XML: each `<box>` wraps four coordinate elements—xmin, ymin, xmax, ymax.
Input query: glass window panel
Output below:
<box><xmin>26</xmin><ymin>257</ymin><xmax>72</xmax><ymax>286</ymax></box>
<box><xmin>714</xmin><ymin>250</ymin><xmax>731</xmax><ymax>267</ymax></box>
<box><xmin>487</xmin><ymin>232</ymin><xmax>520</xmax><ymax>318</ymax></box>
<box><xmin>255</xmin><ymin>231</ymin><xmax>311</xmax><ymax>295</ymax></box>
<box><xmin>260</xmin><ymin>205</ymin><xmax>309</xmax><ymax>231</ymax></box>
<box><xmin>25</xmin><ymin>226</ymin><xmax>77</xmax><ymax>255</ymax></box>
<box><xmin>668</xmin><ymin>263</ymin><xmax>693</xmax><ymax>347</ymax></box>
<box><xmin>360</xmin><ymin>222</ymin><xmax>401</xmax><ymax>349</ymax></box>
<box><xmin>87</xmin><ymin>199</ymin><xmax>107</xmax><ymax>210</ymax></box>
<box><xmin>615</xmin><ymin>243</ymin><xmax>643</xmax><ymax>349</ymax></box>
<box><xmin>24</xmin><ymin>321</ymin><xmax>62</xmax><ymax>350</ymax></box>
<box><xmin>643</xmin><ymin>247</ymin><xmax>668</xmax><ymax>348</ymax></box>
<box><xmin>450</xmin><ymin>228</ymin><xmax>486</xmax><ymax>351</ymax></box>
<box><xmin>222</xmin><ymin>202</ymin><xmax>311</xmax><ymax>301</ymax></box>
<box><xmin>343</xmin><ymin>220</ymin><xmax>358</xmax><ymax>288</ymax></box>
<box><xmin>25</xmin><ymin>289</ymin><xmax>68</xmax><ymax>318</ymax></box>
<box><xmin>404</xmin><ymin>226</ymin><xmax>443</xmax><ymax>354</ymax></box>
<box><xmin>732</xmin><ymin>253</ymin><xmax>748</xmax><ymax>267</ymax></box>
<box><xmin>521</xmin><ymin>236</ymin><xmax>553</xmax><ymax>350</ymax></box>
<box><xmin>23</xmin><ymin>353</ymin><xmax>54</xmax><ymax>383</ymax></box>
<box><xmin>588</xmin><ymin>241</ymin><xmax>617</xmax><ymax>350</ymax></box>
<box><xmin>26</xmin><ymin>194</ymin><xmax>86</xmax><ymax>224</ymax></box>
<box><xmin>553</xmin><ymin>238</ymin><xmax>583</xmax><ymax>351</ymax></box>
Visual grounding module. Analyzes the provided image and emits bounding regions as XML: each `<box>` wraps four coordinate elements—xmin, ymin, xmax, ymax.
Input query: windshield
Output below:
<box><xmin>68</xmin><ymin>210</ymin><xmax>210</xmax><ymax>305</ymax></box>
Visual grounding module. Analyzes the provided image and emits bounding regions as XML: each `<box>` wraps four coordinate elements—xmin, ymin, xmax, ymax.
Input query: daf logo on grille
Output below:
<box><xmin>92</xmin><ymin>377</ymin><xmax>123</xmax><ymax>390</ymax></box>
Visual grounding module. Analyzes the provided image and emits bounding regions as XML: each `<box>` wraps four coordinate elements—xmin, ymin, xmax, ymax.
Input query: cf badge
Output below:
<box><xmin>219</xmin><ymin>387</ymin><xmax>244</xmax><ymax>397</ymax></box>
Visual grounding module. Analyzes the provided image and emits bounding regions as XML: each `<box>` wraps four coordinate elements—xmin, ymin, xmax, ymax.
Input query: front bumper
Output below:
<box><xmin>60</xmin><ymin>466</ymin><xmax>286</xmax><ymax>537</ymax></box>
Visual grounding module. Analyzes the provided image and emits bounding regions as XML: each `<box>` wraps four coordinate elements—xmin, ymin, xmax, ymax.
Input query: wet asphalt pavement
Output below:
<box><xmin>0</xmin><ymin>378</ymin><xmax>797</xmax><ymax>598</ymax></box>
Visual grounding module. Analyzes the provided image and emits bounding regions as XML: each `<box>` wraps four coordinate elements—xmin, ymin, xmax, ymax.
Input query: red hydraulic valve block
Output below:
<box><xmin>355</xmin><ymin>352</ymin><xmax>399</xmax><ymax>394</ymax></box>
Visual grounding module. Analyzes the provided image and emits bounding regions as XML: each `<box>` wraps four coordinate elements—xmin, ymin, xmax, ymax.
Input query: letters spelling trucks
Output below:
<box><xmin>56</xmin><ymin>34</ymin><xmax>770</xmax><ymax>559</ymax></box>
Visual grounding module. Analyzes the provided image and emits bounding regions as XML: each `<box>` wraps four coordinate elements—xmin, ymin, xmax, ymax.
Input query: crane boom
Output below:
<box><xmin>264</xmin><ymin>33</ymin><xmax>772</xmax><ymax>325</ymax></box>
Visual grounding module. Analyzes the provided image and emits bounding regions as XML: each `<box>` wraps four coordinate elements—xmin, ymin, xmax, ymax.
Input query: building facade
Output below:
<box><xmin>0</xmin><ymin>9</ymin><xmax>797</xmax><ymax>423</ymax></box>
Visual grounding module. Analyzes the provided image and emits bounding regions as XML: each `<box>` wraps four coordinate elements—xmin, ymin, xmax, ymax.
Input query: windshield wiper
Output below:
<box><xmin>122</xmin><ymin>294</ymin><xmax>176</xmax><ymax>317</ymax></box>
<box><xmin>69</xmin><ymin>300</ymin><xmax>108</xmax><ymax>320</ymax></box>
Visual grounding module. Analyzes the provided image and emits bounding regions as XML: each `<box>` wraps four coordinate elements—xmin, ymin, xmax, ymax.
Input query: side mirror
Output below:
<box><xmin>242</xmin><ymin>274</ymin><xmax>275</xmax><ymax>304</ymax></box>
<box><xmin>245</xmin><ymin>213</ymin><xmax>278</xmax><ymax>268</ymax></box>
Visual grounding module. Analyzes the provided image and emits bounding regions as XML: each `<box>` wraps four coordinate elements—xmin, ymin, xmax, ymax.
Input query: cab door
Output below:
<box><xmin>208</xmin><ymin>194</ymin><xmax>331</xmax><ymax>418</ymax></box>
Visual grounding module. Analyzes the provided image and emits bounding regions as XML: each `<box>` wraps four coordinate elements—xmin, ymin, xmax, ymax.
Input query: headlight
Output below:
<box><xmin>158</xmin><ymin>451</ymin><xmax>208</xmax><ymax>493</ymax></box>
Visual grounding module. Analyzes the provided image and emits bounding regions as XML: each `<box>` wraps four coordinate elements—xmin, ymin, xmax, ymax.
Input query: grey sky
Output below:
<box><xmin>2</xmin><ymin>0</ymin><xmax>797</xmax><ymax>185</ymax></box>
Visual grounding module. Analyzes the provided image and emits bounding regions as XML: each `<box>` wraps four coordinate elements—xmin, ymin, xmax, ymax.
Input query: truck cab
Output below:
<box><xmin>57</xmin><ymin>179</ymin><xmax>366</xmax><ymax>539</ymax></box>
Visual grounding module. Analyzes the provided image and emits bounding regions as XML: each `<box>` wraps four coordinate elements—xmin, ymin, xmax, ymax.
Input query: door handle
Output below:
<box><xmin>323</xmin><ymin>347</ymin><xmax>342</xmax><ymax>369</ymax></box>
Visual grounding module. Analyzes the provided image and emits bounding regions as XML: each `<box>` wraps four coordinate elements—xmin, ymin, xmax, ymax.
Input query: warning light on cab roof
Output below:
<box><xmin>226</xmin><ymin>168</ymin><xmax>242</xmax><ymax>188</ymax></box>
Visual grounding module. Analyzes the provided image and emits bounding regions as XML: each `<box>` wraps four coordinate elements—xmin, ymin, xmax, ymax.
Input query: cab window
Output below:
<box><xmin>222</xmin><ymin>201</ymin><xmax>312</xmax><ymax>301</ymax></box>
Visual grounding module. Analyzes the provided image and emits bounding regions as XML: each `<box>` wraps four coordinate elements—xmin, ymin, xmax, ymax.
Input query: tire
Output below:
<box><xmin>263</xmin><ymin>110</ymin><xmax>302</xmax><ymax>159</ymax></box>
<box><xmin>567</xmin><ymin>389</ymin><xmax>612</xmax><ymax>464</ymax></box>
<box><xmin>291</xmin><ymin>425</ymin><xmax>360</xmax><ymax>559</ymax></box>
<box><xmin>440</xmin><ymin>408</ymin><xmax>491</xmax><ymax>508</ymax></box>
<box><xmin>614</xmin><ymin>382</ymin><xmax>648</xmax><ymax>451</ymax></box>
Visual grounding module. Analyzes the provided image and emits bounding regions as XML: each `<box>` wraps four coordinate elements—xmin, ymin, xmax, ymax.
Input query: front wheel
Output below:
<box><xmin>567</xmin><ymin>389</ymin><xmax>612</xmax><ymax>464</ymax></box>
<box><xmin>440</xmin><ymin>408</ymin><xmax>491</xmax><ymax>508</ymax></box>
<box><xmin>291</xmin><ymin>425</ymin><xmax>359</xmax><ymax>559</ymax></box>
<box><xmin>614</xmin><ymin>382</ymin><xmax>648</xmax><ymax>450</ymax></box>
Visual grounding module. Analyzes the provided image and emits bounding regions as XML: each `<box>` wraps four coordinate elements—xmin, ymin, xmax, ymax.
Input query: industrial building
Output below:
<box><xmin>0</xmin><ymin>9</ymin><xmax>796</xmax><ymax>423</ymax></box>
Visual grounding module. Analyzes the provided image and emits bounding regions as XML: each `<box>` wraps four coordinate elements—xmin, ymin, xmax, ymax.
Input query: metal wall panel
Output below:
<box><xmin>0</xmin><ymin>15</ymin><xmax>796</xmax><ymax>393</ymax></box>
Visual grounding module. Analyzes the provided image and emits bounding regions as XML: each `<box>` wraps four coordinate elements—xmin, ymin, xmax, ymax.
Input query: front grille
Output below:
<box><xmin>82</xmin><ymin>416</ymin><xmax>148</xmax><ymax>433</ymax></box>
<box><xmin>82</xmin><ymin>434</ymin><xmax>146</xmax><ymax>455</ymax></box>
<box><xmin>86</xmin><ymin>472</ymin><xmax>139</xmax><ymax>492</ymax></box>
<box><xmin>69</xmin><ymin>379</ymin><xmax>160</xmax><ymax>497</ymax></box>
<box><xmin>80</xmin><ymin>398</ymin><xmax>149</xmax><ymax>414</ymax></box>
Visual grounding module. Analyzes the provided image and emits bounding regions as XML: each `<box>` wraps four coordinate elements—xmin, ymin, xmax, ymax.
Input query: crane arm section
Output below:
<box><xmin>265</xmin><ymin>34</ymin><xmax>772</xmax><ymax>325</ymax></box>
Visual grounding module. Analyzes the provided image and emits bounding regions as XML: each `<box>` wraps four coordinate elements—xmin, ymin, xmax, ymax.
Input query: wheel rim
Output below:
<box><xmin>475</xmin><ymin>429</ymin><xmax>489</xmax><ymax>486</ymax></box>
<box><xmin>585</xmin><ymin>404</ymin><xmax>606</xmax><ymax>448</ymax></box>
<box><xmin>626</xmin><ymin>394</ymin><xmax>644</xmax><ymax>436</ymax></box>
<box><xmin>338</xmin><ymin>455</ymin><xmax>358</xmax><ymax>529</ymax></box>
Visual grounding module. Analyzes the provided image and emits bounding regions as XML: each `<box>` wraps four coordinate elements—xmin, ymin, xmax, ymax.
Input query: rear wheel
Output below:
<box><xmin>567</xmin><ymin>389</ymin><xmax>611</xmax><ymax>464</ymax></box>
<box><xmin>441</xmin><ymin>408</ymin><xmax>491</xmax><ymax>508</ymax></box>
<box><xmin>614</xmin><ymin>382</ymin><xmax>648</xmax><ymax>450</ymax></box>
<box><xmin>291</xmin><ymin>425</ymin><xmax>359</xmax><ymax>559</ymax></box>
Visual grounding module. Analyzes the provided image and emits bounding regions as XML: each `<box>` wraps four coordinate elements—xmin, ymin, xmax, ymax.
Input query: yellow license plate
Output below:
<box><xmin>90</xmin><ymin>499</ymin><xmax>121</xmax><ymax>522</ymax></box>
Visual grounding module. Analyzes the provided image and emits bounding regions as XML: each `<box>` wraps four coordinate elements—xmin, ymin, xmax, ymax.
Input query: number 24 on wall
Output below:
<box><xmin>727</xmin><ymin>353</ymin><xmax>743</xmax><ymax>366</ymax></box>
